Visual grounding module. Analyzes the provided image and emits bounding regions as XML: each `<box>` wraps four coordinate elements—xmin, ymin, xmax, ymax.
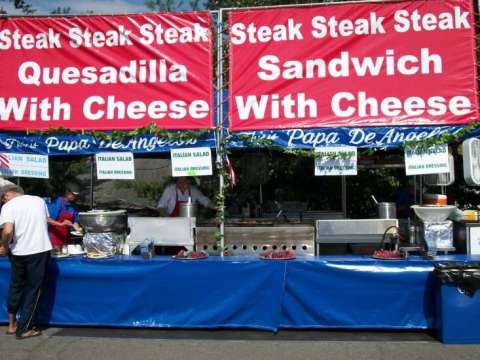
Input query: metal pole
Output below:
<box><xmin>218</xmin><ymin>0</ymin><xmax>404</xmax><ymax>12</ymax></box>
<box><xmin>419</xmin><ymin>176</ymin><xmax>423</xmax><ymax>205</ymax></box>
<box><xmin>215</xmin><ymin>10</ymin><xmax>225</xmax><ymax>256</ymax></box>
<box><xmin>259</xmin><ymin>184</ymin><xmax>263</xmax><ymax>215</ymax></box>
<box><xmin>341</xmin><ymin>176</ymin><xmax>347</xmax><ymax>218</ymax></box>
<box><xmin>413</xmin><ymin>175</ymin><xmax>417</xmax><ymax>204</ymax></box>
<box><xmin>0</xmin><ymin>0</ymin><xmax>399</xmax><ymax>18</ymax></box>
<box><xmin>90</xmin><ymin>155</ymin><xmax>94</xmax><ymax>209</ymax></box>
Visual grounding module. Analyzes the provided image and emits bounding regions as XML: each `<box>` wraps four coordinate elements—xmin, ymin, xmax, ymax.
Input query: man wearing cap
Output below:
<box><xmin>0</xmin><ymin>184</ymin><xmax>52</xmax><ymax>339</ymax></box>
<box><xmin>47</xmin><ymin>184</ymin><xmax>82</xmax><ymax>249</ymax></box>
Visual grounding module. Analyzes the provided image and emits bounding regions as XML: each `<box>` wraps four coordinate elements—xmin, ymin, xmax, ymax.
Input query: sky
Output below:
<box><xmin>1</xmin><ymin>0</ymin><xmax>203</xmax><ymax>15</ymax></box>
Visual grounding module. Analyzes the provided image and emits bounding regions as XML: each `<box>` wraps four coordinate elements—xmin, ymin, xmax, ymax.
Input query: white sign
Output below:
<box><xmin>468</xmin><ymin>227</ymin><xmax>480</xmax><ymax>255</ymax></box>
<box><xmin>314</xmin><ymin>146</ymin><xmax>357</xmax><ymax>176</ymax></box>
<box><xmin>96</xmin><ymin>152</ymin><xmax>135</xmax><ymax>180</ymax></box>
<box><xmin>0</xmin><ymin>153</ymin><xmax>49</xmax><ymax>179</ymax></box>
<box><xmin>404</xmin><ymin>144</ymin><xmax>449</xmax><ymax>176</ymax></box>
<box><xmin>463</xmin><ymin>138</ymin><xmax>480</xmax><ymax>186</ymax></box>
<box><xmin>171</xmin><ymin>147</ymin><xmax>212</xmax><ymax>177</ymax></box>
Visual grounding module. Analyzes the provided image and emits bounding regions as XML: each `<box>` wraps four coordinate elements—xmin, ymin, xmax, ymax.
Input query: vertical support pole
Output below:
<box><xmin>259</xmin><ymin>184</ymin><xmax>263</xmax><ymax>215</ymax></box>
<box><xmin>419</xmin><ymin>176</ymin><xmax>423</xmax><ymax>205</ymax></box>
<box><xmin>90</xmin><ymin>155</ymin><xmax>94</xmax><ymax>209</ymax></box>
<box><xmin>413</xmin><ymin>175</ymin><xmax>417</xmax><ymax>204</ymax></box>
<box><xmin>341</xmin><ymin>176</ymin><xmax>347</xmax><ymax>218</ymax></box>
<box><xmin>215</xmin><ymin>10</ymin><xmax>225</xmax><ymax>256</ymax></box>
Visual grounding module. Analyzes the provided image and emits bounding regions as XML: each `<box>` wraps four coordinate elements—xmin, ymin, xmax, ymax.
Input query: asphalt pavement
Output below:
<box><xmin>1</xmin><ymin>326</ymin><xmax>480</xmax><ymax>360</ymax></box>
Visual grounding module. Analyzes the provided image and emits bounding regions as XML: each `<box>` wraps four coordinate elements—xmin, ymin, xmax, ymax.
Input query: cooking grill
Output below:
<box><xmin>196</xmin><ymin>225</ymin><xmax>315</xmax><ymax>256</ymax></box>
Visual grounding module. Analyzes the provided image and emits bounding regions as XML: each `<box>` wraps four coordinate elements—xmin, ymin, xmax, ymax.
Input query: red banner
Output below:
<box><xmin>0</xmin><ymin>13</ymin><xmax>213</xmax><ymax>131</ymax></box>
<box><xmin>229</xmin><ymin>0</ymin><xmax>478</xmax><ymax>130</ymax></box>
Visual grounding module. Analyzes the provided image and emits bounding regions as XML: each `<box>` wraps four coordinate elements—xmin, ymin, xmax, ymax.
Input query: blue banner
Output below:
<box><xmin>0</xmin><ymin>125</ymin><xmax>477</xmax><ymax>155</ymax></box>
<box><xmin>0</xmin><ymin>132</ymin><xmax>216</xmax><ymax>156</ymax></box>
<box><xmin>227</xmin><ymin>125</ymin><xmax>480</xmax><ymax>149</ymax></box>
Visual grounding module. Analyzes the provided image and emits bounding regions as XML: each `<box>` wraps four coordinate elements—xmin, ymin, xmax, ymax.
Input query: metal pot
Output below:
<box><xmin>79</xmin><ymin>209</ymin><xmax>128</xmax><ymax>233</ymax></box>
<box><xmin>179</xmin><ymin>203</ymin><xmax>197</xmax><ymax>218</ymax></box>
<box><xmin>378</xmin><ymin>202</ymin><xmax>396</xmax><ymax>219</ymax></box>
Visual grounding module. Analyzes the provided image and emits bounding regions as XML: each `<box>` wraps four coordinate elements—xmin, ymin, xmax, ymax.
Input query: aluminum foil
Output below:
<box><xmin>423</xmin><ymin>220</ymin><xmax>453</xmax><ymax>255</ymax></box>
<box><xmin>83</xmin><ymin>232</ymin><xmax>124</xmax><ymax>256</ymax></box>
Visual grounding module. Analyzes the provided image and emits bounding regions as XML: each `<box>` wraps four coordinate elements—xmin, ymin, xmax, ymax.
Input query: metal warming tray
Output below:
<box><xmin>316</xmin><ymin>219</ymin><xmax>398</xmax><ymax>245</ymax></box>
<box><xmin>127</xmin><ymin>217</ymin><xmax>195</xmax><ymax>249</ymax></box>
<box><xmin>79</xmin><ymin>209</ymin><xmax>128</xmax><ymax>233</ymax></box>
<box><xmin>196</xmin><ymin>225</ymin><xmax>315</xmax><ymax>256</ymax></box>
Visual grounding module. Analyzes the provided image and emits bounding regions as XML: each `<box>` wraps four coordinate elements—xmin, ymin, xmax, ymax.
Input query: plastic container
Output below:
<box><xmin>434</xmin><ymin>263</ymin><xmax>480</xmax><ymax>344</ymax></box>
<box><xmin>463</xmin><ymin>210</ymin><xmax>478</xmax><ymax>221</ymax></box>
<box><xmin>423</xmin><ymin>194</ymin><xmax>447</xmax><ymax>206</ymax></box>
<box><xmin>140</xmin><ymin>240</ymin><xmax>154</xmax><ymax>260</ymax></box>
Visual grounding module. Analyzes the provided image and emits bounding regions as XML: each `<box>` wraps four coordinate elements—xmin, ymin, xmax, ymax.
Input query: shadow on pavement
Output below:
<box><xmin>51</xmin><ymin>328</ymin><xmax>438</xmax><ymax>342</ymax></box>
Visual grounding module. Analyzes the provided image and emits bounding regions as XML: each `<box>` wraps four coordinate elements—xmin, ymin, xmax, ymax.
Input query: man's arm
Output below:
<box><xmin>1</xmin><ymin>222</ymin><xmax>13</xmax><ymax>248</ymax></box>
<box><xmin>71</xmin><ymin>210</ymin><xmax>82</xmax><ymax>231</ymax></box>
<box><xmin>157</xmin><ymin>185</ymin><xmax>174</xmax><ymax>217</ymax></box>
<box><xmin>47</xmin><ymin>218</ymin><xmax>72</xmax><ymax>227</ymax></box>
<box><xmin>47</xmin><ymin>198</ymin><xmax>61</xmax><ymax>219</ymax></box>
<box><xmin>158</xmin><ymin>208</ymin><xmax>168</xmax><ymax>217</ymax></box>
<box><xmin>191</xmin><ymin>187</ymin><xmax>215</xmax><ymax>210</ymax></box>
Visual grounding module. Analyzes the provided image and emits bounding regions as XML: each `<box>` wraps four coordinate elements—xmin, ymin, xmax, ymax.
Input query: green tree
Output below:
<box><xmin>0</xmin><ymin>0</ymin><xmax>35</xmax><ymax>15</ymax></box>
<box><xmin>145</xmin><ymin>0</ymin><xmax>182</xmax><ymax>11</ymax></box>
<box><xmin>145</xmin><ymin>0</ymin><xmax>202</xmax><ymax>11</ymax></box>
<box><xmin>51</xmin><ymin>6</ymin><xmax>72</xmax><ymax>15</ymax></box>
<box><xmin>207</xmin><ymin>0</ymin><xmax>342</xmax><ymax>10</ymax></box>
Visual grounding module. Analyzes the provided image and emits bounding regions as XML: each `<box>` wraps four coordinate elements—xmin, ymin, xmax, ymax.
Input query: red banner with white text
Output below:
<box><xmin>0</xmin><ymin>13</ymin><xmax>213</xmax><ymax>130</ymax></box>
<box><xmin>229</xmin><ymin>0</ymin><xmax>478</xmax><ymax>131</ymax></box>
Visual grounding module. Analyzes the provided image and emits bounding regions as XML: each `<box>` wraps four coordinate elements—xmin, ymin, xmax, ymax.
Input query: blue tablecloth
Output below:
<box><xmin>1</xmin><ymin>255</ymin><xmax>479</xmax><ymax>331</ymax></box>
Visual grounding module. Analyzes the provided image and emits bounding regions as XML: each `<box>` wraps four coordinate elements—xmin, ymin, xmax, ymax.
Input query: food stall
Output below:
<box><xmin>1</xmin><ymin>0</ymin><xmax>480</xmax><ymax>345</ymax></box>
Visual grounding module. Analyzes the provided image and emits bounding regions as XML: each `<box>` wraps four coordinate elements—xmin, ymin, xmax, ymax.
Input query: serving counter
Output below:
<box><xmin>2</xmin><ymin>255</ymin><xmax>478</xmax><ymax>333</ymax></box>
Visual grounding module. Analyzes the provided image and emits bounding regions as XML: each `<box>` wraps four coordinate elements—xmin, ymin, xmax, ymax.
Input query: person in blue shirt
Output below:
<box><xmin>395</xmin><ymin>179</ymin><xmax>415</xmax><ymax>219</ymax></box>
<box><xmin>47</xmin><ymin>184</ymin><xmax>82</xmax><ymax>248</ymax></box>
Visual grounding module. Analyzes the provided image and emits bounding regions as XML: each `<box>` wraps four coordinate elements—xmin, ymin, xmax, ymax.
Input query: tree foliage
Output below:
<box><xmin>51</xmin><ymin>7</ymin><xmax>72</xmax><ymax>15</ymax></box>
<box><xmin>0</xmin><ymin>0</ymin><xmax>35</xmax><ymax>15</ymax></box>
<box><xmin>207</xmin><ymin>0</ymin><xmax>351</xmax><ymax>10</ymax></box>
<box><xmin>145</xmin><ymin>0</ymin><xmax>202</xmax><ymax>11</ymax></box>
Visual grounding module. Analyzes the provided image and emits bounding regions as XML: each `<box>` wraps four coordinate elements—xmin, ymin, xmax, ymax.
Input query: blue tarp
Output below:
<box><xmin>279</xmin><ymin>257</ymin><xmax>436</xmax><ymax>329</ymax></box>
<box><xmin>0</xmin><ymin>256</ymin><xmax>286</xmax><ymax>330</ymax></box>
<box><xmin>2</xmin><ymin>255</ymin><xmax>479</xmax><ymax>331</ymax></box>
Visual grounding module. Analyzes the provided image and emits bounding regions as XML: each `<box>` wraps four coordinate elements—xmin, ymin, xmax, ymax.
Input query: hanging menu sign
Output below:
<box><xmin>96</xmin><ymin>152</ymin><xmax>135</xmax><ymax>179</ymax></box>
<box><xmin>314</xmin><ymin>146</ymin><xmax>357</xmax><ymax>176</ymax></box>
<box><xmin>0</xmin><ymin>152</ymin><xmax>49</xmax><ymax>178</ymax></box>
<box><xmin>171</xmin><ymin>147</ymin><xmax>212</xmax><ymax>177</ymax></box>
<box><xmin>404</xmin><ymin>144</ymin><xmax>449</xmax><ymax>175</ymax></box>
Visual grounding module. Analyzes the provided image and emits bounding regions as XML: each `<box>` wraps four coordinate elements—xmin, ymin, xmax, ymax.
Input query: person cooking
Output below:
<box><xmin>47</xmin><ymin>183</ymin><xmax>83</xmax><ymax>249</ymax></box>
<box><xmin>157</xmin><ymin>177</ymin><xmax>215</xmax><ymax>217</ymax></box>
<box><xmin>395</xmin><ymin>179</ymin><xmax>415</xmax><ymax>219</ymax></box>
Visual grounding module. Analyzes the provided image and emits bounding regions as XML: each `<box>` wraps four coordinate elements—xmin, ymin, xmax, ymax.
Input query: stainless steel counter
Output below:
<box><xmin>316</xmin><ymin>219</ymin><xmax>398</xmax><ymax>254</ymax></box>
<box><xmin>196</xmin><ymin>225</ymin><xmax>315</xmax><ymax>256</ymax></box>
<box><xmin>127</xmin><ymin>217</ymin><xmax>195</xmax><ymax>250</ymax></box>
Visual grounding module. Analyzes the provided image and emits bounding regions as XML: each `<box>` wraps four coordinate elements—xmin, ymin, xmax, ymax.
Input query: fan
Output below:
<box><xmin>423</xmin><ymin>154</ymin><xmax>455</xmax><ymax>186</ymax></box>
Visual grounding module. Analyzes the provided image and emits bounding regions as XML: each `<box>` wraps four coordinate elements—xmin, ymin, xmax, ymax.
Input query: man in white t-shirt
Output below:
<box><xmin>0</xmin><ymin>184</ymin><xmax>52</xmax><ymax>339</ymax></box>
<box><xmin>157</xmin><ymin>177</ymin><xmax>215</xmax><ymax>217</ymax></box>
